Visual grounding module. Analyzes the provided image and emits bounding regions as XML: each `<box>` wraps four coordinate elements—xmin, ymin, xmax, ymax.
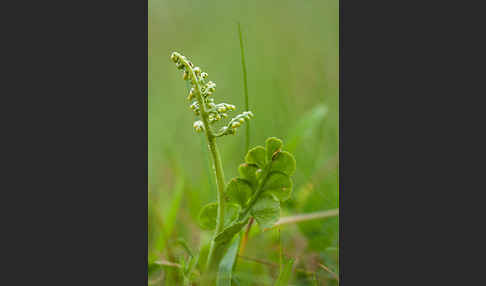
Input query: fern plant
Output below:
<box><xmin>170</xmin><ymin>51</ymin><xmax>296</xmax><ymax>285</ymax></box>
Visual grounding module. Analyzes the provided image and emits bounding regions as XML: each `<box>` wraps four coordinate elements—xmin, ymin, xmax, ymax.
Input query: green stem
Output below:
<box><xmin>178</xmin><ymin>55</ymin><xmax>227</xmax><ymax>285</ymax></box>
<box><xmin>202</xmin><ymin>121</ymin><xmax>227</xmax><ymax>286</ymax></box>
<box><xmin>206</xmin><ymin>136</ymin><xmax>226</xmax><ymax>234</ymax></box>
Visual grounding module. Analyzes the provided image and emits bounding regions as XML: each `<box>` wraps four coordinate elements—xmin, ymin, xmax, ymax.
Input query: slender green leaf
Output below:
<box><xmin>238</xmin><ymin>22</ymin><xmax>250</xmax><ymax>153</ymax></box>
<box><xmin>217</xmin><ymin>235</ymin><xmax>241</xmax><ymax>286</ymax></box>
<box><xmin>176</xmin><ymin>238</ymin><xmax>194</xmax><ymax>257</ymax></box>
<box><xmin>166</xmin><ymin>173</ymin><xmax>185</xmax><ymax>232</ymax></box>
<box><xmin>274</xmin><ymin>258</ymin><xmax>295</xmax><ymax>286</ymax></box>
<box><xmin>197</xmin><ymin>242</ymin><xmax>210</xmax><ymax>273</ymax></box>
<box><xmin>188</xmin><ymin>255</ymin><xmax>199</xmax><ymax>275</ymax></box>
<box><xmin>278</xmin><ymin>229</ymin><xmax>282</xmax><ymax>273</ymax></box>
<box><xmin>182</xmin><ymin>254</ymin><xmax>199</xmax><ymax>286</ymax></box>
<box><xmin>148</xmin><ymin>200</ymin><xmax>159</xmax><ymax>264</ymax></box>
<box><xmin>150</xmin><ymin>175</ymin><xmax>185</xmax><ymax>259</ymax></box>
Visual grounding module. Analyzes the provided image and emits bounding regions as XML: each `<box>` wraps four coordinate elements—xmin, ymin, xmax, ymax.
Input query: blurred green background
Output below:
<box><xmin>149</xmin><ymin>0</ymin><xmax>338</xmax><ymax>284</ymax></box>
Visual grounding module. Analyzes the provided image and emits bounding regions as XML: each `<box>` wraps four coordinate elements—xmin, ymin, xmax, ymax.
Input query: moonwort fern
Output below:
<box><xmin>170</xmin><ymin>52</ymin><xmax>296</xmax><ymax>285</ymax></box>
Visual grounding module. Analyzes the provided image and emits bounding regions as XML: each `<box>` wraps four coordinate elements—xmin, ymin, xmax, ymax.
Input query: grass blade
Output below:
<box><xmin>278</xmin><ymin>229</ymin><xmax>282</xmax><ymax>273</ymax></box>
<box><xmin>312</xmin><ymin>273</ymin><xmax>319</xmax><ymax>286</ymax></box>
<box><xmin>274</xmin><ymin>229</ymin><xmax>295</xmax><ymax>286</ymax></box>
<box><xmin>238</xmin><ymin>22</ymin><xmax>250</xmax><ymax>152</ymax></box>
<box><xmin>274</xmin><ymin>258</ymin><xmax>295</xmax><ymax>286</ymax></box>
<box><xmin>165</xmin><ymin>173</ymin><xmax>185</xmax><ymax>235</ymax></box>
<box><xmin>217</xmin><ymin>235</ymin><xmax>241</xmax><ymax>286</ymax></box>
<box><xmin>149</xmin><ymin>170</ymin><xmax>185</xmax><ymax>263</ymax></box>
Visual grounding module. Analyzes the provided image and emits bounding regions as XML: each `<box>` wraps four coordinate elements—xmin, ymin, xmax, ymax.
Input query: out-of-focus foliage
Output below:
<box><xmin>149</xmin><ymin>0</ymin><xmax>338</xmax><ymax>284</ymax></box>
